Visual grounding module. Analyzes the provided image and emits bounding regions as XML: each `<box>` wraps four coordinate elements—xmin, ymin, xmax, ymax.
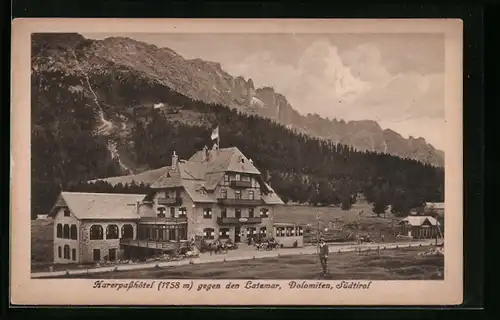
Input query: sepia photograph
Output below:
<box><xmin>11</xmin><ymin>18</ymin><xmax>463</xmax><ymax>305</ymax></box>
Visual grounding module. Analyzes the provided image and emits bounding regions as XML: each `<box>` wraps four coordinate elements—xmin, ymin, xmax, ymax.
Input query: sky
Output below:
<box><xmin>82</xmin><ymin>32</ymin><xmax>445</xmax><ymax>150</ymax></box>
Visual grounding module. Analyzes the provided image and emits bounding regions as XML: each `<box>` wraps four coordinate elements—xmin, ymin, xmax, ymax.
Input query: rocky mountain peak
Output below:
<box><xmin>31</xmin><ymin>33</ymin><xmax>444</xmax><ymax>167</ymax></box>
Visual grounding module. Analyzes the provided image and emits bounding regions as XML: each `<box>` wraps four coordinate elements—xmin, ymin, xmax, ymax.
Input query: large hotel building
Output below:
<box><xmin>49</xmin><ymin>146</ymin><xmax>286</xmax><ymax>264</ymax></box>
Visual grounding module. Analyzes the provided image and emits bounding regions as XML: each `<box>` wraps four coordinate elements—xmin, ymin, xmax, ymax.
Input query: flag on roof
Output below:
<box><xmin>211</xmin><ymin>126</ymin><xmax>219</xmax><ymax>141</ymax></box>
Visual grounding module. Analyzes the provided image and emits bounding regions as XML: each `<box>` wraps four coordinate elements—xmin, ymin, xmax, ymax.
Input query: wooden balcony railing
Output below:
<box><xmin>157</xmin><ymin>197</ymin><xmax>183</xmax><ymax>206</ymax></box>
<box><xmin>119</xmin><ymin>238</ymin><xmax>189</xmax><ymax>251</ymax></box>
<box><xmin>230</xmin><ymin>180</ymin><xmax>252</xmax><ymax>188</ymax></box>
<box><xmin>138</xmin><ymin>216</ymin><xmax>187</xmax><ymax>224</ymax></box>
<box><xmin>217</xmin><ymin>216</ymin><xmax>262</xmax><ymax>225</ymax></box>
<box><xmin>217</xmin><ymin>198</ymin><xmax>264</xmax><ymax>206</ymax></box>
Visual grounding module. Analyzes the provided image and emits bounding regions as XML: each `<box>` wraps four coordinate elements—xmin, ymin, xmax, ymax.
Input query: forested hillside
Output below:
<box><xmin>30</xmin><ymin>33</ymin><xmax>444</xmax><ymax>219</ymax></box>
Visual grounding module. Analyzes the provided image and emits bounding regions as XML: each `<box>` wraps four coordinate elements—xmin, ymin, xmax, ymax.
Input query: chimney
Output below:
<box><xmin>202</xmin><ymin>146</ymin><xmax>208</xmax><ymax>162</ymax></box>
<box><xmin>172</xmin><ymin>151</ymin><xmax>178</xmax><ymax>168</ymax></box>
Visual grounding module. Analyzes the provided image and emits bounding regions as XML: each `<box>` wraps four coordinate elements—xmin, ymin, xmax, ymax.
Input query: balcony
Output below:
<box><xmin>120</xmin><ymin>238</ymin><xmax>189</xmax><ymax>251</ymax></box>
<box><xmin>157</xmin><ymin>197</ymin><xmax>183</xmax><ymax>206</ymax></box>
<box><xmin>217</xmin><ymin>216</ymin><xmax>262</xmax><ymax>225</ymax></box>
<box><xmin>139</xmin><ymin>216</ymin><xmax>187</xmax><ymax>224</ymax></box>
<box><xmin>230</xmin><ymin>180</ymin><xmax>252</xmax><ymax>188</ymax></box>
<box><xmin>217</xmin><ymin>198</ymin><xmax>264</xmax><ymax>206</ymax></box>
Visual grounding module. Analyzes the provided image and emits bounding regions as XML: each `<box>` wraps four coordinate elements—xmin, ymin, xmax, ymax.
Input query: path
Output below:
<box><xmin>31</xmin><ymin>240</ymin><xmax>438</xmax><ymax>278</ymax></box>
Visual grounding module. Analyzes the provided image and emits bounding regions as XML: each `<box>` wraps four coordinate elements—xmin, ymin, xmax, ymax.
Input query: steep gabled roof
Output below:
<box><xmin>182</xmin><ymin>180</ymin><xmax>218</xmax><ymax>203</ymax></box>
<box><xmin>399</xmin><ymin>216</ymin><xmax>441</xmax><ymax>226</ymax></box>
<box><xmin>262</xmin><ymin>182</ymin><xmax>285</xmax><ymax>205</ymax></box>
<box><xmin>190</xmin><ymin>147</ymin><xmax>261</xmax><ymax>174</ymax></box>
<box><xmin>150</xmin><ymin>166</ymin><xmax>183</xmax><ymax>188</ymax></box>
<box><xmin>88</xmin><ymin>165</ymin><xmax>171</xmax><ymax>186</ymax></box>
<box><xmin>48</xmin><ymin>192</ymin><xmax>145</xmax><ymax>220</ymax></box>
<box><xmin>84</xmin><ymin>146</ymin><xmax>282</xmax><ymax>205</ymax></box>
<box><xmin>151</xmin><ymin>161</ymin><xmax>206</xmax><ymax>188</ymax></box>
<box><xmin>204</xmin><ymin>172</ymin><xmax>226</xmax><ymax>190</ymax></box>
<box><xmin>179</xmin><ymin>161</ymin><xmax>207</xmax><ymax>180</ymax></box>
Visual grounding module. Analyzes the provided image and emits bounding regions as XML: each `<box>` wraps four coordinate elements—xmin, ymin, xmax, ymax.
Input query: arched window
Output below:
<box><xmin>58</xmin><ymin>246</ymin><xmax>62</xmax><ymax>258</ymax></box>
<box><xmin>63</xmin><ymin>224</ymin><xmax>70</xmax><ymax>239</ymax></box>
<box><xmin>106</xmin><ymin>225</ymin><xmax>119</xmax><ymax>240</ymax></box>
<box><xmin>121</xmin><ymin>224</ymin><xmax>134</xmax><ymax>239</ymax></box>
<box><xmin>63</xmin><ymin>245</ymin><xmax>70</xmax><ymax>259</ymax></box>
<box><xmin>70</xmin><ymin>225</ymin><xmax>78</xmax><ymax>240</ymax></box>
<box><xmin>89</xmin><ymin>225</ymin><xmax>103</xmax><ymax>240</ymax></box>
<box><xmin>56</xmin><ymin>224</ymin><xmax>62</xmax><ymax>238</ymax></box>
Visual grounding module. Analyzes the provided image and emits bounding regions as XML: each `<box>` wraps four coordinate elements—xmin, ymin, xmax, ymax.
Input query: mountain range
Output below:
<box><xmin>31</xmin><ymin>33</ymin><xmax>444</xmax><ymax>170</ymax></box>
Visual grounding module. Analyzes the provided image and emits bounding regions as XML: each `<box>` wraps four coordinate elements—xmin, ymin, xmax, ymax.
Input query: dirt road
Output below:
<box><xmin>31</xmin><ymin>240</ymin><xmax>438</xmax><ymax>278</ymax></box>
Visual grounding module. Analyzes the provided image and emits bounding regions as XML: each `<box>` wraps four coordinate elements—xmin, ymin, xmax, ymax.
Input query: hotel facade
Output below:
<box><xmin>49</xmin><ymin>146</ymin><xmax>285</xmax><ymax>264</ymax></box>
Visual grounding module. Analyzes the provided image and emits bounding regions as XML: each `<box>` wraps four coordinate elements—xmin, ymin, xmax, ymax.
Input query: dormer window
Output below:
<box><xmin>260</xmin><ymin>208</ymin><xmax>269</xmax><ymax>218</ymax></box>
<box><xmin>157</xmin><ymin>207</ymin><xmax>166</xmax><ymax>217</ymax></box>
<box><xmin>178</xmin><ymin>207</ymin><xmax>187</xmax><ymax>217</ymax></box>
<box><xmin>203</xmin><ymin>208</ymin><xmax>212</xmax><ymax>219</ymax></box>
<box><xmin>235</xmin><ymin>174</ymin><xmax>240</xmax><ymax>181</ymax></box>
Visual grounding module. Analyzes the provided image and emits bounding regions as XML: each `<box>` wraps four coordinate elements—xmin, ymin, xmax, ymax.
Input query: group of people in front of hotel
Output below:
<box><xmin>188</xmin><ymin>235</ymin><xmax>330</xmax><ymax>277</ymax></box>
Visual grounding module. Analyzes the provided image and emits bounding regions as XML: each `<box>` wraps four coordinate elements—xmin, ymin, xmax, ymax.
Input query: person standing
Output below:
<box><xmin>319</xmin><ymin>237</ymin><xmax>329</xmax><ymax>276</ymax></box>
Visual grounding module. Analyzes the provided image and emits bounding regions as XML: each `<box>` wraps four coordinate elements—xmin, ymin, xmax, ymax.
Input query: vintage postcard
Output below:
<box><xmin>11</xmin><ymin>18</ymin><xmax>463</xmax><ymax>306</ymax></box>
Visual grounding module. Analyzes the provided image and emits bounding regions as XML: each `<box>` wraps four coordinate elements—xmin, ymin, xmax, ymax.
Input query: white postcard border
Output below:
<box><xmin>11</xmin><ymin>18</ymin><xmax>463</xmax><ymax>306</ymax></box>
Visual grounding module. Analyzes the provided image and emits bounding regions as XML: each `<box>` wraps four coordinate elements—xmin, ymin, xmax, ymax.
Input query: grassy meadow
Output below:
<box><xmin>53</xmin><ymin>246</ymin><xmax>444</xmax><ymax>280</ymax></box>
<box><xmin>274</xmin><ymin>202</ymin><xmax>402</xmax><ymax>242</ymax></box>
<box><xmin>31</xmin><ymin>219</ymin><xmax>54</xmax><ymax>264</ymax></box>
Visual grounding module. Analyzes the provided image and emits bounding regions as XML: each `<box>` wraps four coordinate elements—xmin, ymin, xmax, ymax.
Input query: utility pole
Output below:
<box><xmin>316</xmin><ymin>212</ymin><xmax>320</xmax><ymax>256</ymax></box>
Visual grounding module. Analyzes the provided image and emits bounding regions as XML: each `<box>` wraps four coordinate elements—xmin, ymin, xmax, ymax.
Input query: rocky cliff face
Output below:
<box><xmin>31</xmin><ymin>33</ymin><xmax>444</xmax><ymax>166</ymax></box>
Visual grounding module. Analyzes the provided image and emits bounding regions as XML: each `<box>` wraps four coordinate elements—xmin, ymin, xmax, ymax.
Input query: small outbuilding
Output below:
<box><xmin>398</xmin><ymin>216</ymin><xmax>442</xmax><ymax>239</ymax></box>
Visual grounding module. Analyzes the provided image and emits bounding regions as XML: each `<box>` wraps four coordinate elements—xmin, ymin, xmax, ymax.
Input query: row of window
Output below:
<box><xmin>57</xmin><ymin>224</ymin><xmax>134</xmax><ymax>240</ymax></box>
<box><xmin>203</xmin><ymin>208</ymin><xmax>269</xmax><ymax>219</ymax></box>
<box><xmin>156</xmin><ymin>207</ymin><xmax>187</xmax><ymax>218</ymax></box>
<box><xmin>223</xmin><ymin>173</ymin><xmax>252</xmax><ymax>183</ymax></box>
<box><xmin>57</xmin><ymin>245</ymin><xmax>77</xmax><ymax>261</ymax></box>
<box><xmin>220</xmin><ymin>189</ymin><xmax>256</xmax><ymax>200</ymax></box>
<box><xmin>202</xmin><ymin>227</ymin><xmax>267</xmax><ymax>240</ymax></box>
<box><xmin>275</xmin><ymin>227</ymin><xmax>304</xmax><ymax>237</ymax></box>
<box><xmin>89</xmin><ymin>224</ymin><xmax>134</xmax><ymax>240</ymax></box>
<box><xmin>137</xmin><ymin>225</ymin><xmax>188</xmax><ymax>242</ymax></box>
<box><xmin>91</xmin><ymin>248</ymin><xmax>117</xmax><ymax>262</ymax></box>
<box><xmin>56</xmin><ymin>224</ymin><xmax>78</xmax><ymax>239</ymax></box>
<box><xmin>57</xmin><ymin>245</ymin><xmax>119</xmax><ymax>262</ymax></box>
